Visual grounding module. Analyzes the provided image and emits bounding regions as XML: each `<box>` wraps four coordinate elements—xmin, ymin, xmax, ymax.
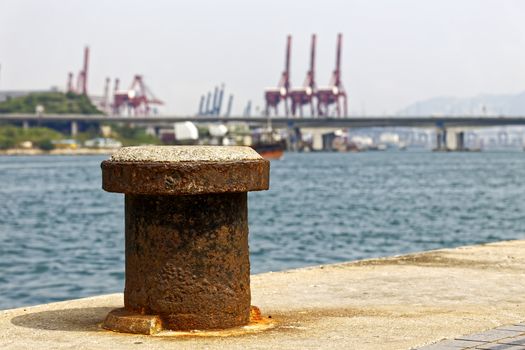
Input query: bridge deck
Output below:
<box><xmin>2</xmin><ymin>114</ymin><xmax>525</xmax><ymax>128</ymax></box>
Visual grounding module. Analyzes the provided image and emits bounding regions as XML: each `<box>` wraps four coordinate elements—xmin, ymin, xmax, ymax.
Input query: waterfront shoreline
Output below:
<box><xmin>0</xmin><ymin>148</ymin><xmax>115</xmax><ymax>156</ymax></box>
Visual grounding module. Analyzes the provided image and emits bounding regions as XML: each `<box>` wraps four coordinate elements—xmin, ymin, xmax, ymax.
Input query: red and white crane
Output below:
<box><xmin>316</xmin><ymin>33</ymin><xmax>347</xmax><ymax>117</ymax></box>
<box><xmin>289</xmin><ymin>34</ymin><xmax>316</xmax><ymax>117</ymax></box>
<box><xmin>113</xmin><ymin>75</ymin><xmax>163</xmax><ymax>116</ymax></box>
<box><xmin>67</xmin><ymin>46</ymin><xmax>89</xmax><ymax>95</ymax></box>
<box><xmin>264</xmin><ymin>35</ymin><xmax>292</xmax><ymax>116</ymax></box>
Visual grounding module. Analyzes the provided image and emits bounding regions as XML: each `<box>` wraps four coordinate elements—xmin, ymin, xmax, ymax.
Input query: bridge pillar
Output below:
<box><xmin>71</xmin><ymin>121</ymin><xmax>78</xmax><ymax>137</ymax></box>
<box><xmin>309</xmin><ymin>132</ymin><xmax>322</xmax><ymax>151</ymax></box>
<box><xmin>285</xmin><ymin>122</ymin><xmax>303</xmax><ymax>152</ymax></box>
<box><xmin>322</xmin><ymin>133</ymin><xmax>337</xmax><ymax>151</ymax></box>
<box><xmin>456</xmin><ymin>131</ymin><xmax>465</xmax><ymax>151</ymax></box>
<box><xmin>436</xmin><ymin>128</ymin><xmax>468</xmax><ymax>151</ymax></box>
<box><xmin>435</xmin><ymin>128</ymin><xmax>447</xmax><ymax>151</ymax></box>
<box><xmin>498</xmin><ymin>131</ymin><xmax>509</xmax><ymax>147</ymax></box>
<box><xmin>22</xmin><ymin>121</ymin><xmax>29</xmax><ymax>130</ymax></box>
<box><xmin>291</xmin><ymin>127</ymin><xmax>302</xmax><ymax>151</ymax></box>
<box><xmin>302</xmin><ymin>128</ymin><xmax>341</xmax><ymax>152</ymax></box>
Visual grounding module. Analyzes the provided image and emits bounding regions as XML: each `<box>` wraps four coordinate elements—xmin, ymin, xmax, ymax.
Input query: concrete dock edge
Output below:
<box><xmin>2</xmin><ymin>240</ymin><xmax>525</xmax><ymax>349</ymax></box>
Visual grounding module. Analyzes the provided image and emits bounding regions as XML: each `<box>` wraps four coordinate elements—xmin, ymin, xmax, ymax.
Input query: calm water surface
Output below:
<box><xmin>1</xmin><ymin>152</ymin><xmax>524</xmax><ymax>309</ymax></box>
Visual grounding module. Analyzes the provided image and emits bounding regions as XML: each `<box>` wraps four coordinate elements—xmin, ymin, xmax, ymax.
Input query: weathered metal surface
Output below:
<box><xmin>102</xmin><ymin>160</ymin><xmax>269</xmax><ymax>195</ymax></box>
<box><xmin>102</xmin><ymin>305</ymin><xmax>275</xmax><ymax>337</ymax></box>
<box><xmin>124</xmin><ymin>193</ymin><xmax>250</xmax><ymax>330</ymax></box>
<box><xmin>101</xmin><ymin>146</ymin><xmax>269</xmax><ymax>332</ymax></box>
<box><xmin>102</xmin><ymin>146</ymin><xmax>269</xmax><ymax>195</ymax></box>
<box><xmin>103</xmin><ymin>308</ymin><xmax>163</xmax><ymax>335</ymax></box>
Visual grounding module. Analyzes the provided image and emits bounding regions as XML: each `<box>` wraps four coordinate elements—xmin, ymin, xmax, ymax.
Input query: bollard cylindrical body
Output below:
<box><xmin>101</xmin><ymin>146</ymin><xmax>269</xmax><ymax>333</ymax></box>
<box><xmin>124</xmin><ymin>193</ymin><xmax>250</xmax><ymax>329</ymax></box>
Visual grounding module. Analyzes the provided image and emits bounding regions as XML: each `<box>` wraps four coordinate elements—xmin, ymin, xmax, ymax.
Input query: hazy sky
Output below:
<box><xmin>1</xmin><ymin>0</ymin><xmax>525</xmax><ymax>115</ymax></box>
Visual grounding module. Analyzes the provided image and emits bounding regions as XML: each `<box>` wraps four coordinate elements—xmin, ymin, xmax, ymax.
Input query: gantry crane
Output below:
<box><xmin>113</xmin><ymin>75</ymin><xmax>163</xmax><ymax>116</ymax></box>
<box><xmin>264</xmin><ymin>35</ymin><xmax>292</xmax><ymax>116</ymax></box>
<box><xmin>66</xmin><ymin>46</ymin><xmax>89</xmax><ymax>95</ymax></box>
<box><xmin>316</xmin><ymin>33</ymin><xmax>347</xmax><ymax>117</ymax></box>
<box><xmin>289</xmin><ymin>34</ymin><xmax>316</xmax><ymax>117</ymax></box>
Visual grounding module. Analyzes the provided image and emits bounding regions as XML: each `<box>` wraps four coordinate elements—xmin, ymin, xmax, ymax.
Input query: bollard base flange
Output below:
<box><xmin>102</xmin><ymin>306</ymin><xmax>269</xmax><ymax>336</ymax></box>
<box><xmin>103</xmin><ymin>308</ymin><xmax>163</xmax><ymax>335</ymax></box>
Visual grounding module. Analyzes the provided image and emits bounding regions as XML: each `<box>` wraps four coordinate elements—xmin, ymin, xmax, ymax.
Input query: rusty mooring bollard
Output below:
<box><xmin>100</xmin><ymin>146</ymin><xmax>269</xmax><ymax>334</ymax></box>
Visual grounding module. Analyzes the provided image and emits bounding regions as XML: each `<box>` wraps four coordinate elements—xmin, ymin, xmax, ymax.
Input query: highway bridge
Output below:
<box><xmin>2</xmin><ymin>113</ymin><xmax>525</xmax><ymax>128</ymax></box>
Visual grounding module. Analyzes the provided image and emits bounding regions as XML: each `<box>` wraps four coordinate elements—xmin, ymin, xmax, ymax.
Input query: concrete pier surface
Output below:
<box><xmin>2</xmin><ymin>240</ymin><xmax>525</xmax><ymax>349</ymax></box>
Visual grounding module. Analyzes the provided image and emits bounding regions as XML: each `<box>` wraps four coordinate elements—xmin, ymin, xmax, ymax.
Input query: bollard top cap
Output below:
<box><xmin>102</xmin><ymin>146</ymin><xmax>270</xmax><ymax>195</ymax></box>
<box><xmin>109</xmin><ymin>145</ymin><xmax>262</xmax><ymax>163</ymax></box>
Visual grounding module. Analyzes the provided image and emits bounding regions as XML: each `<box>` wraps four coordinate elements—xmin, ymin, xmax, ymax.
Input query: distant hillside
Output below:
<box><xmin>0</xmin><ymin>92</ymin><xmax>102</xmax><ymax>114</ymax></box>
<box><xmin>398</xmin><ymin>91</ymin><xmax>525</xmax><ymax>116</ymax></box>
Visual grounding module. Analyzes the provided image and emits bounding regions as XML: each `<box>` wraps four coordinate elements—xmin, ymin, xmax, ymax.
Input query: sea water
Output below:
<box><xmin>1</xmin><ymin>151</ymin><xmax>524</xmax><ymax>309</ymax></box>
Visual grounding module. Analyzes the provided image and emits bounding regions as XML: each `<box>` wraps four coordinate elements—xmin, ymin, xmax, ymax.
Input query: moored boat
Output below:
<box><xmin>251</xmin><ymin>142</ymin><xmax>285</xmax><ymax>160</ymax></box>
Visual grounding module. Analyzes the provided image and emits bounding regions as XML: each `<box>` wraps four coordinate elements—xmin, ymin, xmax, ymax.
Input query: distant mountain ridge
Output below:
<box><xmin>397</xmin><ymin>91</ymin><xmax>525</xmax><ymax>116</ymax></box>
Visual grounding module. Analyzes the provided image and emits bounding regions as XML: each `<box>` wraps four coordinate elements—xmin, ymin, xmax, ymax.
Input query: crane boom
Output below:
<box><xmin>82</xmin><ymin>46</ymin><xmax>89</xmax><ymax>95</ymax></box>
<box><xmin>308</xmin><ymin>34</ymin><xmax>316</xmax><ymax>87</ymax></box>
<box><xmin>335</xmin><ymin>33</ymin><xmax>342</xmax><ymax>85</ymax></box>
